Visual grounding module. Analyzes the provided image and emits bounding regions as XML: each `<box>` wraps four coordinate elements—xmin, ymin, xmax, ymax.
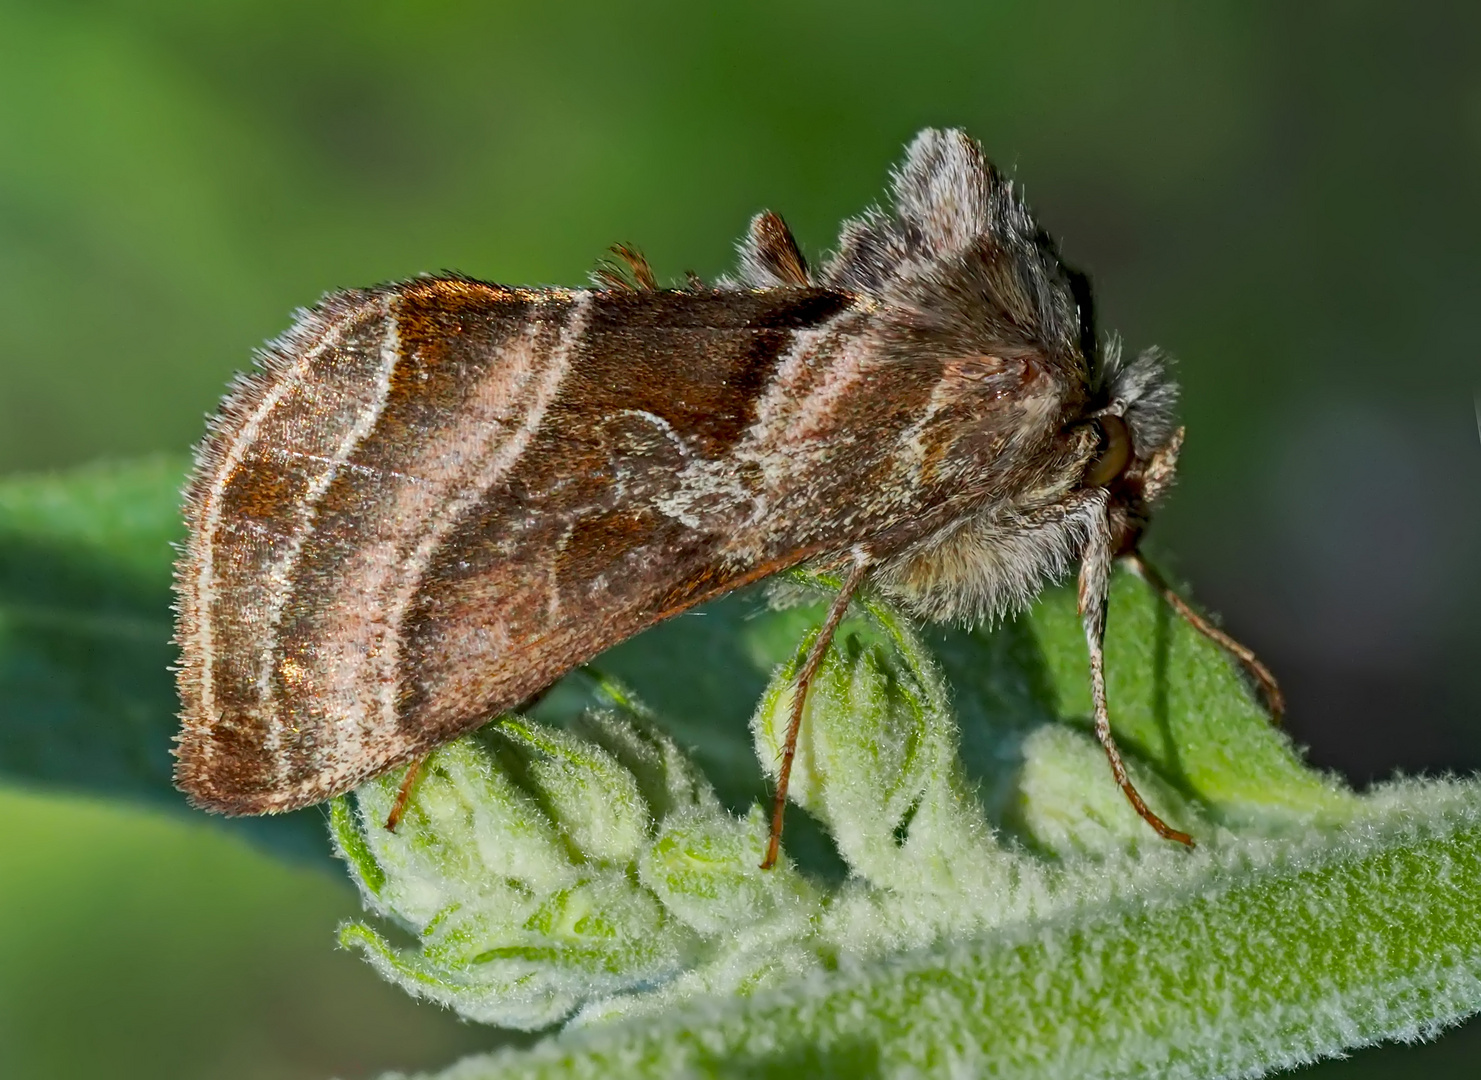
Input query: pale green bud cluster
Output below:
<box><xmin>333</xmin><ymin>679</ymin><xmax>822</xmax><ymax>1030</ymax></box>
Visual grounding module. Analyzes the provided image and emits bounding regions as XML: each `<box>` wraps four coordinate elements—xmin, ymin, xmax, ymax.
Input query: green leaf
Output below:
<box><xmin>385</xmin><ymin>778</ymin><xmax>1481</xmax><ymax>1079</ymax></box>
<box><xmin>1032</xmin><ymin>573</ymin><xmax>1351</xmax><ymax>822</ymax></box>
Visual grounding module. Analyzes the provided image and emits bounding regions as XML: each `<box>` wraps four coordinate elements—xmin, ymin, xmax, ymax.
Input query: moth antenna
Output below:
<box><xmin>592</xmin><ymin>243</ymin><xmax>658</xmax><ymax>291</ymax></box>
<box><xmin>1079</xmin><ymin>505</ymin><xmax>1194</xmax><ymax>848</ymax></box>
<box><xmin>1123</xmin><ymin>551</ymin><xmax>1285</xmax><ymax>724</ymax></box>
<box><xmin>384</xmin><ymin>756</ymin><xmax>426</xmax><ymax>831</ymax></box>
<box><xmin>761</xmin><ymin>551</ymin><xmax>872</xmax><ymax>870</ymax></box>
<box><xmin>738</xmin><ymin>210</ymin><xmax>811</xmax><ymax>288</ymax></box>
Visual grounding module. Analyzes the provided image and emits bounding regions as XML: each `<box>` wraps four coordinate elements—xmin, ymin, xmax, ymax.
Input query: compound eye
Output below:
<box><xmin>1085</xmin><ymin>414</ymin><xmax>1132</xmax><ymax>487</ymax></box>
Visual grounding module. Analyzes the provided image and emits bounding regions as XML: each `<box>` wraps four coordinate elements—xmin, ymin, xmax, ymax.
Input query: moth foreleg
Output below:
<box><xmin>1123</xmin><ymin>550</ymin><xmax>1285</xmax><ymax>724</ymax></box>
<box><xmin>1087</xmin><ymin>653</ymin><xmax>1194</xmax><ymax>847</ymax></box>
<box><xmin>740</xmin><ymin>211</ymin><xmax>811</xmax><ymax>288</ymax></box>
<box><xmin>1081</xmin><ymin>505</ymin><xmax>1194</xmax><ymax>848</ymax></box>
<box><xmin>761</xmin><ymin>550</ymin><xmax>873</xmax><ymax>870</ymax></box>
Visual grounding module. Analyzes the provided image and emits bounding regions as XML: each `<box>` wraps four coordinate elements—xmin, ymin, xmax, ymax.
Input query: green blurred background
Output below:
<box><xmin>2</xmin><ymin>2</ymin><xmax>1478</xmax><ymax>1077</ymax></box>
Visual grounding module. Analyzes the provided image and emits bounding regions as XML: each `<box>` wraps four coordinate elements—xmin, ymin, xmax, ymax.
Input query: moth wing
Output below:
<box><xmin>174</xmin><ymin>279</ymin><xmax>859</xmax><ymax>813</ymax></box>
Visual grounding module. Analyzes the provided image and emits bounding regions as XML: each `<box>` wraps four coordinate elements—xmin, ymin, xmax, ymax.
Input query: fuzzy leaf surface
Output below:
<box><xmin>381</xmin><ymin>777</ymin><xmax>1481</xmax><ymax>1079</ymax></box>
<box><xmin>335</xmin><ymin>576</ymin><xmax>1478</xmax><ymax>1079</ymax></box>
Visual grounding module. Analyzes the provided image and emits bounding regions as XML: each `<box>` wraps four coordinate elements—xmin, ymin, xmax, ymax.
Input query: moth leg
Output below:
<box><xmin>1081</xmin><ymin>509</ymin><xmax>1194</xmax><ymax>847</ymax></box>
<box><xmin>1123</xmin><ymin>550</ymin><xmax>1285</xmax><ymax>724</ymax></box>
<box><xmin>384</xmin><ymin>757</ymin><xmax>426</xmax><ymax>832</ymax></box>
<box><xmin>1088</xmin><ymin>647</ymin><xmax>1193</xmax><ymax>847</ymax></box>
<box><xmin>761</xmin><ymin>551</ymin><xmax>872</xmax><ymax>870</ymax></box>
<box><xmin>382</xmin><ymin>685</ymin><xmax>559</xmax><ymax>833</ymax></box>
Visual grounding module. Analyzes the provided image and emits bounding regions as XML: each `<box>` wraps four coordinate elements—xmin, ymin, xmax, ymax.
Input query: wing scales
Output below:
<box><xmin>177</xmin><ymin>280</ymin><xmax>867</xmax><ymax>812</ymax></box>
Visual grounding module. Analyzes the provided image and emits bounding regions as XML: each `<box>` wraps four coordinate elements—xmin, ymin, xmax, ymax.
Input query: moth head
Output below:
<box><xmin>1083</xmin><ymin>342</ymin><xmax>1183</xmax><ymax>555</ymax></box>
<box><xmin>811</xmin><ymin>128</ymin><xmax>1186</xmax><ymax>556</ymax></box>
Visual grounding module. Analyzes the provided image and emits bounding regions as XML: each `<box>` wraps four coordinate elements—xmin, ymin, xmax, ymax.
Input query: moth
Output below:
<box><xmin>174</xmin><ymin>129</ymin><xmax>1280</xmax><ymax>866</ymax></box>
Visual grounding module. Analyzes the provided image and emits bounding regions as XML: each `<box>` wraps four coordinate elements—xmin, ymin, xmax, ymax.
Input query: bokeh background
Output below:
<box><xmin>2</xmin><ymin>2</ymin><xmax>1478</xmax><ymax>1077</ymax></box>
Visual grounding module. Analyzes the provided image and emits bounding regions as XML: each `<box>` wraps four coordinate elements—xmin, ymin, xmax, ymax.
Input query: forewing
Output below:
<box><xmin>174</xmin><ymin>278</ymin><xmax>856</xmax><ymax>814</ymax></box>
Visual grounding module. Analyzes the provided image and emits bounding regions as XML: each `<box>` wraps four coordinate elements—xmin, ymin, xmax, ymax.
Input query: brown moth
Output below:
<box><xmin>174</xmin><ymin>129</ymin><xmax>1280</xmax><ymax>866</ymax></box>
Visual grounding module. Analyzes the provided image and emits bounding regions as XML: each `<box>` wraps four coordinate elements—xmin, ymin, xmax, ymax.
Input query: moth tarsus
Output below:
<box><xmin>1093</xmin><ymin>658</ymin><xmax>1195</xmax><ymax>847</ymax></box>
<box><xmin>1079</xmin><ymin>495</ymin><xmax>1195</xmax><ymax>847</ymax></box>
<box><xmin>1123</xmin><ymin>551</ymin><xmax>1285</xmax><ymax>724</ymax></box>
<box><xmin>174</xmin><ymin>127</ymin><xmax>1277</xmax><ymax>864</ymax></box>
<box><xmin>384</xmin><ymin>688</ymin><xmax>559</xmax><ymax>830</ymax></box>
<box><xmin>1094</xmin><ymin>684</ymin><xmax>1196</xmax><ymax>849</ymax></box>
<box><xmin>762</xmin><ymin>553</ymin><xmax>872</xmax><ymax>871</ymax></box>
<box><xmin>384</xmin><ymin>757</ymin><xmax>426</xmax><ymax>832</ymax></box>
